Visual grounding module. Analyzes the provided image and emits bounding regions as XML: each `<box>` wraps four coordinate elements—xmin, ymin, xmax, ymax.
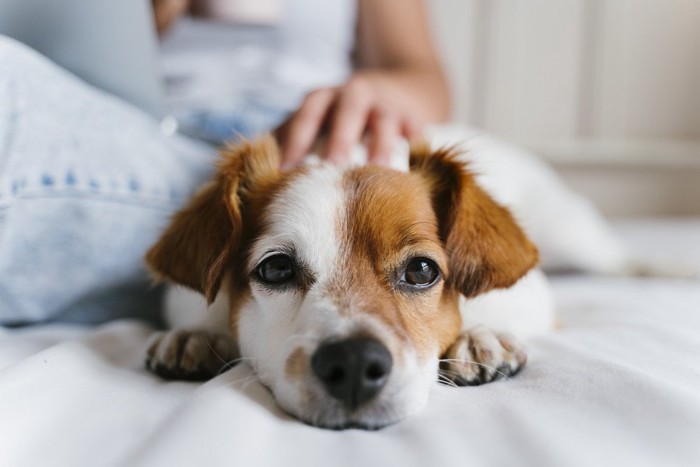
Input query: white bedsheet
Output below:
<box><xmin>2</xmin><ymin>219</ymin><xmax>699</xmax><ymax>467</ymax></box>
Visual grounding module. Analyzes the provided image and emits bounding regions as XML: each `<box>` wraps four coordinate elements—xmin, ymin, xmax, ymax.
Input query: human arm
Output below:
<box><xmin>278</xmin><ymin>0</ymin><xmax>451</xmax><ymax>168</ymax></box>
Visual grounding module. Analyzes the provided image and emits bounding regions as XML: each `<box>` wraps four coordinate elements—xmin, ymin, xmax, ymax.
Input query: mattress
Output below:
<box><xmin>2</xmin><ymin>218</ymin><xmax>699</xmax><ymax>467</ymax></box>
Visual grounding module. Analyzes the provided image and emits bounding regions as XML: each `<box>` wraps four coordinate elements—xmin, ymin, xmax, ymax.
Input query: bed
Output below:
<box><xmin>1</xmin><ymin>218</ymin><xmax>699</xmax><ymax>467</ymax></box>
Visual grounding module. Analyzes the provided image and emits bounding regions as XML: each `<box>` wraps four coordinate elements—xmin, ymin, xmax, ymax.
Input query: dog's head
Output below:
<box><xmin>146</xmin><ymin>136</ymin><xmax>537</xmax><ymax>429</ymax></box>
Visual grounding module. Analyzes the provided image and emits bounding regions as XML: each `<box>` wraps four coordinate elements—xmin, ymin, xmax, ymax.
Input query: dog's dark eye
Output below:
<box><xmin>258</xmin><ymin>255</ymin><xmax>295</xmax><ymax>284</ymax></box>
<box><xmin>402</xmin><ymin>258</ymin><xmax>439</xmax><ymax>287</ymax></box>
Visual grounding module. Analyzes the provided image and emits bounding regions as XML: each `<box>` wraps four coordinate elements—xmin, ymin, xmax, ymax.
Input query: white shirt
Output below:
<box><xmin>159</xmin><ymin>0</ymin><xmax>356</xmax><ymax>138</ymax></box>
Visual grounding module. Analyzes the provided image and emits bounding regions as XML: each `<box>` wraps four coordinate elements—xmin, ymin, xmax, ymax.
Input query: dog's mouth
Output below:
<box><xmin>287</xmin><ymin>397</ymin><xmax>403</xmax><ymax>431</ymax></box>
<box><xmin>293</xmin><ymin>337</ymin><xmax>399</xmax><ymax>430</ymax></box>
<box><xmin>267</xmin><ymin>354</ymin><xmax>435</xmax><ymax>431</ymax></box>
<box><xmin>303</xmin><ymin>419</ymin><xmax>393</xmax><ymax>431</ymax></box>
<box><xmin>243</xmin><ymin>325</ymin><xmax>436</xmax><ymax>431</ymax></box>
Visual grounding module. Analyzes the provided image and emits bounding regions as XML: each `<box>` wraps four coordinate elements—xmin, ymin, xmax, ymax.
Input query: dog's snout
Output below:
<box><xmin>311</xmin><ymin>338</ymin><xmax>393</xmax><ymax>410</ymax></box>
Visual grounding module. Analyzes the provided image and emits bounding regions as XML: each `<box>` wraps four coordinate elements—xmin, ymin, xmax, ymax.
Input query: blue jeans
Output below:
<box><xmin>0</xmin><ymin>37</ymin><xmax>283</xmax><ymax>326</ymax></box>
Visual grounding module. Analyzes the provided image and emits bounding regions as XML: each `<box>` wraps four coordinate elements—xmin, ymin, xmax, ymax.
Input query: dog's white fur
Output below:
<box><xmin>153</xmin><ymin>126</ymin><xmax>679</xmax><ymax>429</ymax></box>
<box><xmin>163</xmin><ymin>124</ymin><xmax>625</xmax><ymax>334</ymax></box>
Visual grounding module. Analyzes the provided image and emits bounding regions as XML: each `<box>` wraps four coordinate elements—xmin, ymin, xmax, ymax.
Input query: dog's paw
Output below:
<box><xmin>145</xmin><ymin>329</ymin><xmax>239</xmax><ymax>381</ymax></box>
<box><xmin>439</xmin><ymin>327</ymin><xmax>527</xmax><ymax>386</ymax></box>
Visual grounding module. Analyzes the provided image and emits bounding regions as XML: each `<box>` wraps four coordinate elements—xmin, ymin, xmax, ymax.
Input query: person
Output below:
<box><xmin>154</xmin><ymin>0</ymin><xmax>450</xmax><ymax>165</ymax></box>
<box><xmin>0</xmin><ymin>0</ymin><xmax>450</xmax><ymax>325</ymax></box>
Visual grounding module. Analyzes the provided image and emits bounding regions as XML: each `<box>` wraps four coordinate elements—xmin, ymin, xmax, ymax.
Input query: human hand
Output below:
<box><xmin>152</xmin><ymin>0</ymin><xmax>190</xmax><ymax>35</ymax></box>
<box><xmin>276</xmin><ymin>73</ymin><xmax>422</xmax><ymax>170</ymax></box>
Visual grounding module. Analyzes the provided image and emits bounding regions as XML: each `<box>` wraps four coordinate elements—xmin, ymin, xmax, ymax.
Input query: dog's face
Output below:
<box><xmin>147</xmin><ymin>136</ymin><xmax>537</xmax><ymax>429</ymax></box>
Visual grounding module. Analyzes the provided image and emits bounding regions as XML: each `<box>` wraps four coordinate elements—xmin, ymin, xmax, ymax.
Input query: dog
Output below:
<box><xmin>144</xmin><ymin>134</ymin><xmax>555</xmax><ymax>429</ymax></box>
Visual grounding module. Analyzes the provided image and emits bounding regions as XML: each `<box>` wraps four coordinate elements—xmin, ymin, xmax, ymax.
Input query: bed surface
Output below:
<box><xmin>2</xmin><ymin>218</ymin><xmax>699</xmax><ymax>467</ymax></box>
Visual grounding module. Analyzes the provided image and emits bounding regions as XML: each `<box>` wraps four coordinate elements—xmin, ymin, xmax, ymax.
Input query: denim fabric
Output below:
<box><xmin>0</xmin><ymin>36</ymin><xmax>225</xmax><ymax>326</ymax></box>
<box><xmin>176</xmin><ymin>102</ymin><xmax>291</xmax><ymax>146</ymax></box>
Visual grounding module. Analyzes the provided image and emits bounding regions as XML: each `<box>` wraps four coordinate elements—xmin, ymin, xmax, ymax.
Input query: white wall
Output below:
<box><xmin>428</xmin><ymin>0</ymin><xmax>700</xmax><ymax>141</ymax></box>
<box><xmin>427</xmin><ymin>0</ymin><xmax>700</xmax><ymax>216</ymax></box>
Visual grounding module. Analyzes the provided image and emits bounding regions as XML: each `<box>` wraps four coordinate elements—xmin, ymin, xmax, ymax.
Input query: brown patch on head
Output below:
<box><xmin>330</xmin><ymin>145</ymin><xmax>538</xmax><ymax>360</ymax></box>
<box><xmin>221</xmin><ymin>275</ymin><xmax>252</xmax><ymax>345</ymax></box>
<box><xmin>410</xmin><ymin>144</ymin><xmax>539</xmax><ymax>297</ymax></box>
<box><xmin>145</xmin><ymin>134</ymin><xmax>304</xmax><ymax>335</ymax></box>
<box><xmin>285</xmin><ymin>346</ymin><xmax>308</xmax><ymax>382</ymax></box>
<box><xmin>146</xmin><ymin>135</ymin><xmax>281</xmax><ymax>300</ymax></box>
<box><xmin>330</xmin><ymin>167</ymin><xmax>462</xmax><ymax>360</ymax></box>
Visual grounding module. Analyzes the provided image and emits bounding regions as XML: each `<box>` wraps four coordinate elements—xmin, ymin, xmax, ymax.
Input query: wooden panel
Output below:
<box><xmin>425</xmin><ymin>0</ymin><xmax>700</xmax><ymax>217</ymax></box>
<box><xmin>427</xmin><ymin>0</ymin><xmax>700</xmax><ymax>142</ymax></box>
<box><xmin>481</xmin><ymin>0</ymin><xmax>587</xmax><ymax>140</ymax></box>
<box><xmin>584</xmin><ymin>0</ymin><xmax>700</xmax><ymax>139</ymax></box>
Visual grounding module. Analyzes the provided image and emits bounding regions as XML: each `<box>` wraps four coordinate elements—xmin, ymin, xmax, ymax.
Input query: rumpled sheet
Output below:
<box><xmin>2</xmin><ymin>219</ymin><xmax>699</xmax><ymax>467</ymax></box>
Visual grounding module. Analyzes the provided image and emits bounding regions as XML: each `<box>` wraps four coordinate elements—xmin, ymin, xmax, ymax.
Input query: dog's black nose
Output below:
<box><xmin>311</xmin><ymin>338</ymin><xmax>393</xmax><ymax>410</ymax></box>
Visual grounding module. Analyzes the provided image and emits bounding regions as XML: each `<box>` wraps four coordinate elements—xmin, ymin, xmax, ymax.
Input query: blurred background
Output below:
<box><xmin>428</xmin><ymin>0</ymin><xmax>700</xmax><ymax>217</ymax></box>
<box><xmin>3</xmin><ymin>0</ymin><xmax>697</xmax><ymax>218</ymax></box>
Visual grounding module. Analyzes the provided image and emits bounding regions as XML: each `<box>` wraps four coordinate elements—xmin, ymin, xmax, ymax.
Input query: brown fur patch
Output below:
<box><xmin>145</xmin><ymin>135</ymin><xmax>283</xmax><ymax>302</ymax></box>
<box><xmin>220</xmin><ymin>275</ymin><xmax>252</xmax><ymax>346</ymax></box>
<box><xmin>285</xmin><ymin>346</ymin><xmax>308</xmax><ymax>382</ymax></box>
<box><xmin>146</xmin><ymin>135</ymin><xmax>537</xmax><ymax>372</ymax></box>
<box><xmin>330</xmin><ymin>145</ymin><xmax>538</xmax><ymax>360</ymax></box>
<box><xmin>144</xmin><ymin>178</ymin><xmax>238</xmax><ymax>302</ymax></box>
<box><xmin>331</xmin><ymin>167</ymin><xmax>462</xmax><ymax>360</ymax></box>
<box><xmin>410</xmin><ymin>145</ymin><xmax>539</xmax><ymax>297</ymax></box>
<box><xmin>145</xmin><ymin>135</ymin><xmax>304</xmax><ymax>337</ymax></box>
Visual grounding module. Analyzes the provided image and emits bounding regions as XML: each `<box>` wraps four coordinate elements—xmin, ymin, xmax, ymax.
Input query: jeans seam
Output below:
<box><xmin>0</xmin><ymin>189</ymin><xmax>182</xmax><ymax>211</ymax></box>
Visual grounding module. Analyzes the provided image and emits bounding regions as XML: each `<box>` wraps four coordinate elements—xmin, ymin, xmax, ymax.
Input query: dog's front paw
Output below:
<box><xmin>440</xmin><ymin>327</ymin><xmax>527</xmax><ymax>386</ymax></box>
<box><xmin>145</xmin><ymin>330</ymin><xmax>239</xmax><ymax>381</ymax></box>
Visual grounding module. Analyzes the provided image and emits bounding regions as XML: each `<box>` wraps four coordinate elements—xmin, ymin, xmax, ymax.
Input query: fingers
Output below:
<box><xmin>366</xmin><ymin>108</ymin><xmax>400</xmax><ymax>166</ymax></box>
<box><xmin>400</xmin><ymin>116</ymin><xmax>424</xmax><ymax>142</ymax></box>
<box><xmin>152</xmin><ymin>0</ymin><xmax>190</xmax><ymax>35</ymax></box>
<box><xmin>280</xmin><ymin>88</ymin><xmax>336</xmax><ymax>169</ymax></box>
<box><xmin>279</xmin><ymin>76</ymin><xmax>420</xmax><ymax>170</ymax></box>
<box><xmin>323</xmin><ymin>78</ymin><xmax>373</xmax><ymax>164</ymax></box>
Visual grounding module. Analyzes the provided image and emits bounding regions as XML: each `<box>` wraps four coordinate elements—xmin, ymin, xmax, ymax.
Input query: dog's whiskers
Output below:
<box><xmin>216</xmin><ymin>356</ymin><xmax>259</xmax><ymax>375</ymax></box>
<box><xmin>200</xmin><ymin>334</ymin><xmax>259</xmax><ymax>375</ymax></box>
<box><xmin>204</xmin><ymin>336</ymin><xmax>229</xmax><ymax>366</ymax></box>
<box><xmin>436</xmin><ymin>373</ymin><xmax>460</xmax><ymax>388</ymax></box>
<box><xmin>199</xmin><ymin>373</ymin><xmax>260</xmax><ymax>394</ymax></box>
<box><xmin>438</xmin><ymin>358</ymin><xmax>511</xmax><ymax>380</ymax></box>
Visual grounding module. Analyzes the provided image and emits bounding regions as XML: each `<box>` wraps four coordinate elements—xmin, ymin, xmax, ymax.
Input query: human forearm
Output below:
<box><xmin>354</xmin><ymin>0</ymin><xmax>451</xmax><ymax>124</ymax></box>
<box><xmin>277</xmin><ymin>0</ymin><xmax>451</xmax><ymax>167</ymax></box>
<box><xmin>355</xmin><ymin>67</ymin><xmax>451</xmax><ymax>125</ymax></box>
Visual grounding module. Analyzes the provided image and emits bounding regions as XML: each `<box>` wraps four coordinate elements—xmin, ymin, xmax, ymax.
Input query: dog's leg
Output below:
<box><xmin>145</xmin><ymin>330</ymin><xmax>239</xmax><ymax>381</ymax></box>
<box><xmin>440</xmin><ymin>326</ymin><xmax>527</xmax><ymax>386</ymax></box>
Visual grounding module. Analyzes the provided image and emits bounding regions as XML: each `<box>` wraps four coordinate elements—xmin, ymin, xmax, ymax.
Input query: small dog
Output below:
<box><xmin>144</xmin><ymin>135</ymin><xmax>554</xmax><ymax>429</ymax></box>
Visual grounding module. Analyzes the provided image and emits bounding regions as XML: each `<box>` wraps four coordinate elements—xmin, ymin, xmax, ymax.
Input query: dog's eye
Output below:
<box><xmin>402</xmin><ymin>258</ymin><xmax>439</xmax><ymax>287</ymax></box>
<box><xmin>258</xmin><ymin>255</ymin><xmax>295</xmax><ymax>284</ymax></box>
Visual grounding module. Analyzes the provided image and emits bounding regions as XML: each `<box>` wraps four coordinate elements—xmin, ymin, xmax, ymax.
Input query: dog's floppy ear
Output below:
<box><xmin>145</xmin><ymin>135</ymin><xmax>281</xmax><ymax>303</ymax></box>
<box><xmin>410</xmin><ymin>144</ymin><xmax>538</xmax><ymax>298</ymax></box>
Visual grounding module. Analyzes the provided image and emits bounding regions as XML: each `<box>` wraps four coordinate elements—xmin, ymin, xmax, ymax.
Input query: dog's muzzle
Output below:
<box><xmin>311</xmin><ymin>338</ymin><xmax>393</xmax><ymax>411</ymax></box>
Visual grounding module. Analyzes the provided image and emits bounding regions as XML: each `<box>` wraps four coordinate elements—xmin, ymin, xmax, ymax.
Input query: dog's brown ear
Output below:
<box><xmin>410</xmin><ymin>144</ymin><xmax>538</xmax><ymax>298</ymax></box>
<box><xmin>145</xmin><ymin>135</ymin><xmax>281</xmax><ymax>303</ymax></box>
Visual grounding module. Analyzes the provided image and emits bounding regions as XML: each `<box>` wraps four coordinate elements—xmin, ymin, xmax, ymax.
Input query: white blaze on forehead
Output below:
<box><xmin>238</xmin><ymin>162</ymin><xmax>439</xmax><ymax>429</ymax></box>
<box><xmin>248</xmin><ymin>165</ymin><xmax>345</xmax><ymax>282</ymax></box>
